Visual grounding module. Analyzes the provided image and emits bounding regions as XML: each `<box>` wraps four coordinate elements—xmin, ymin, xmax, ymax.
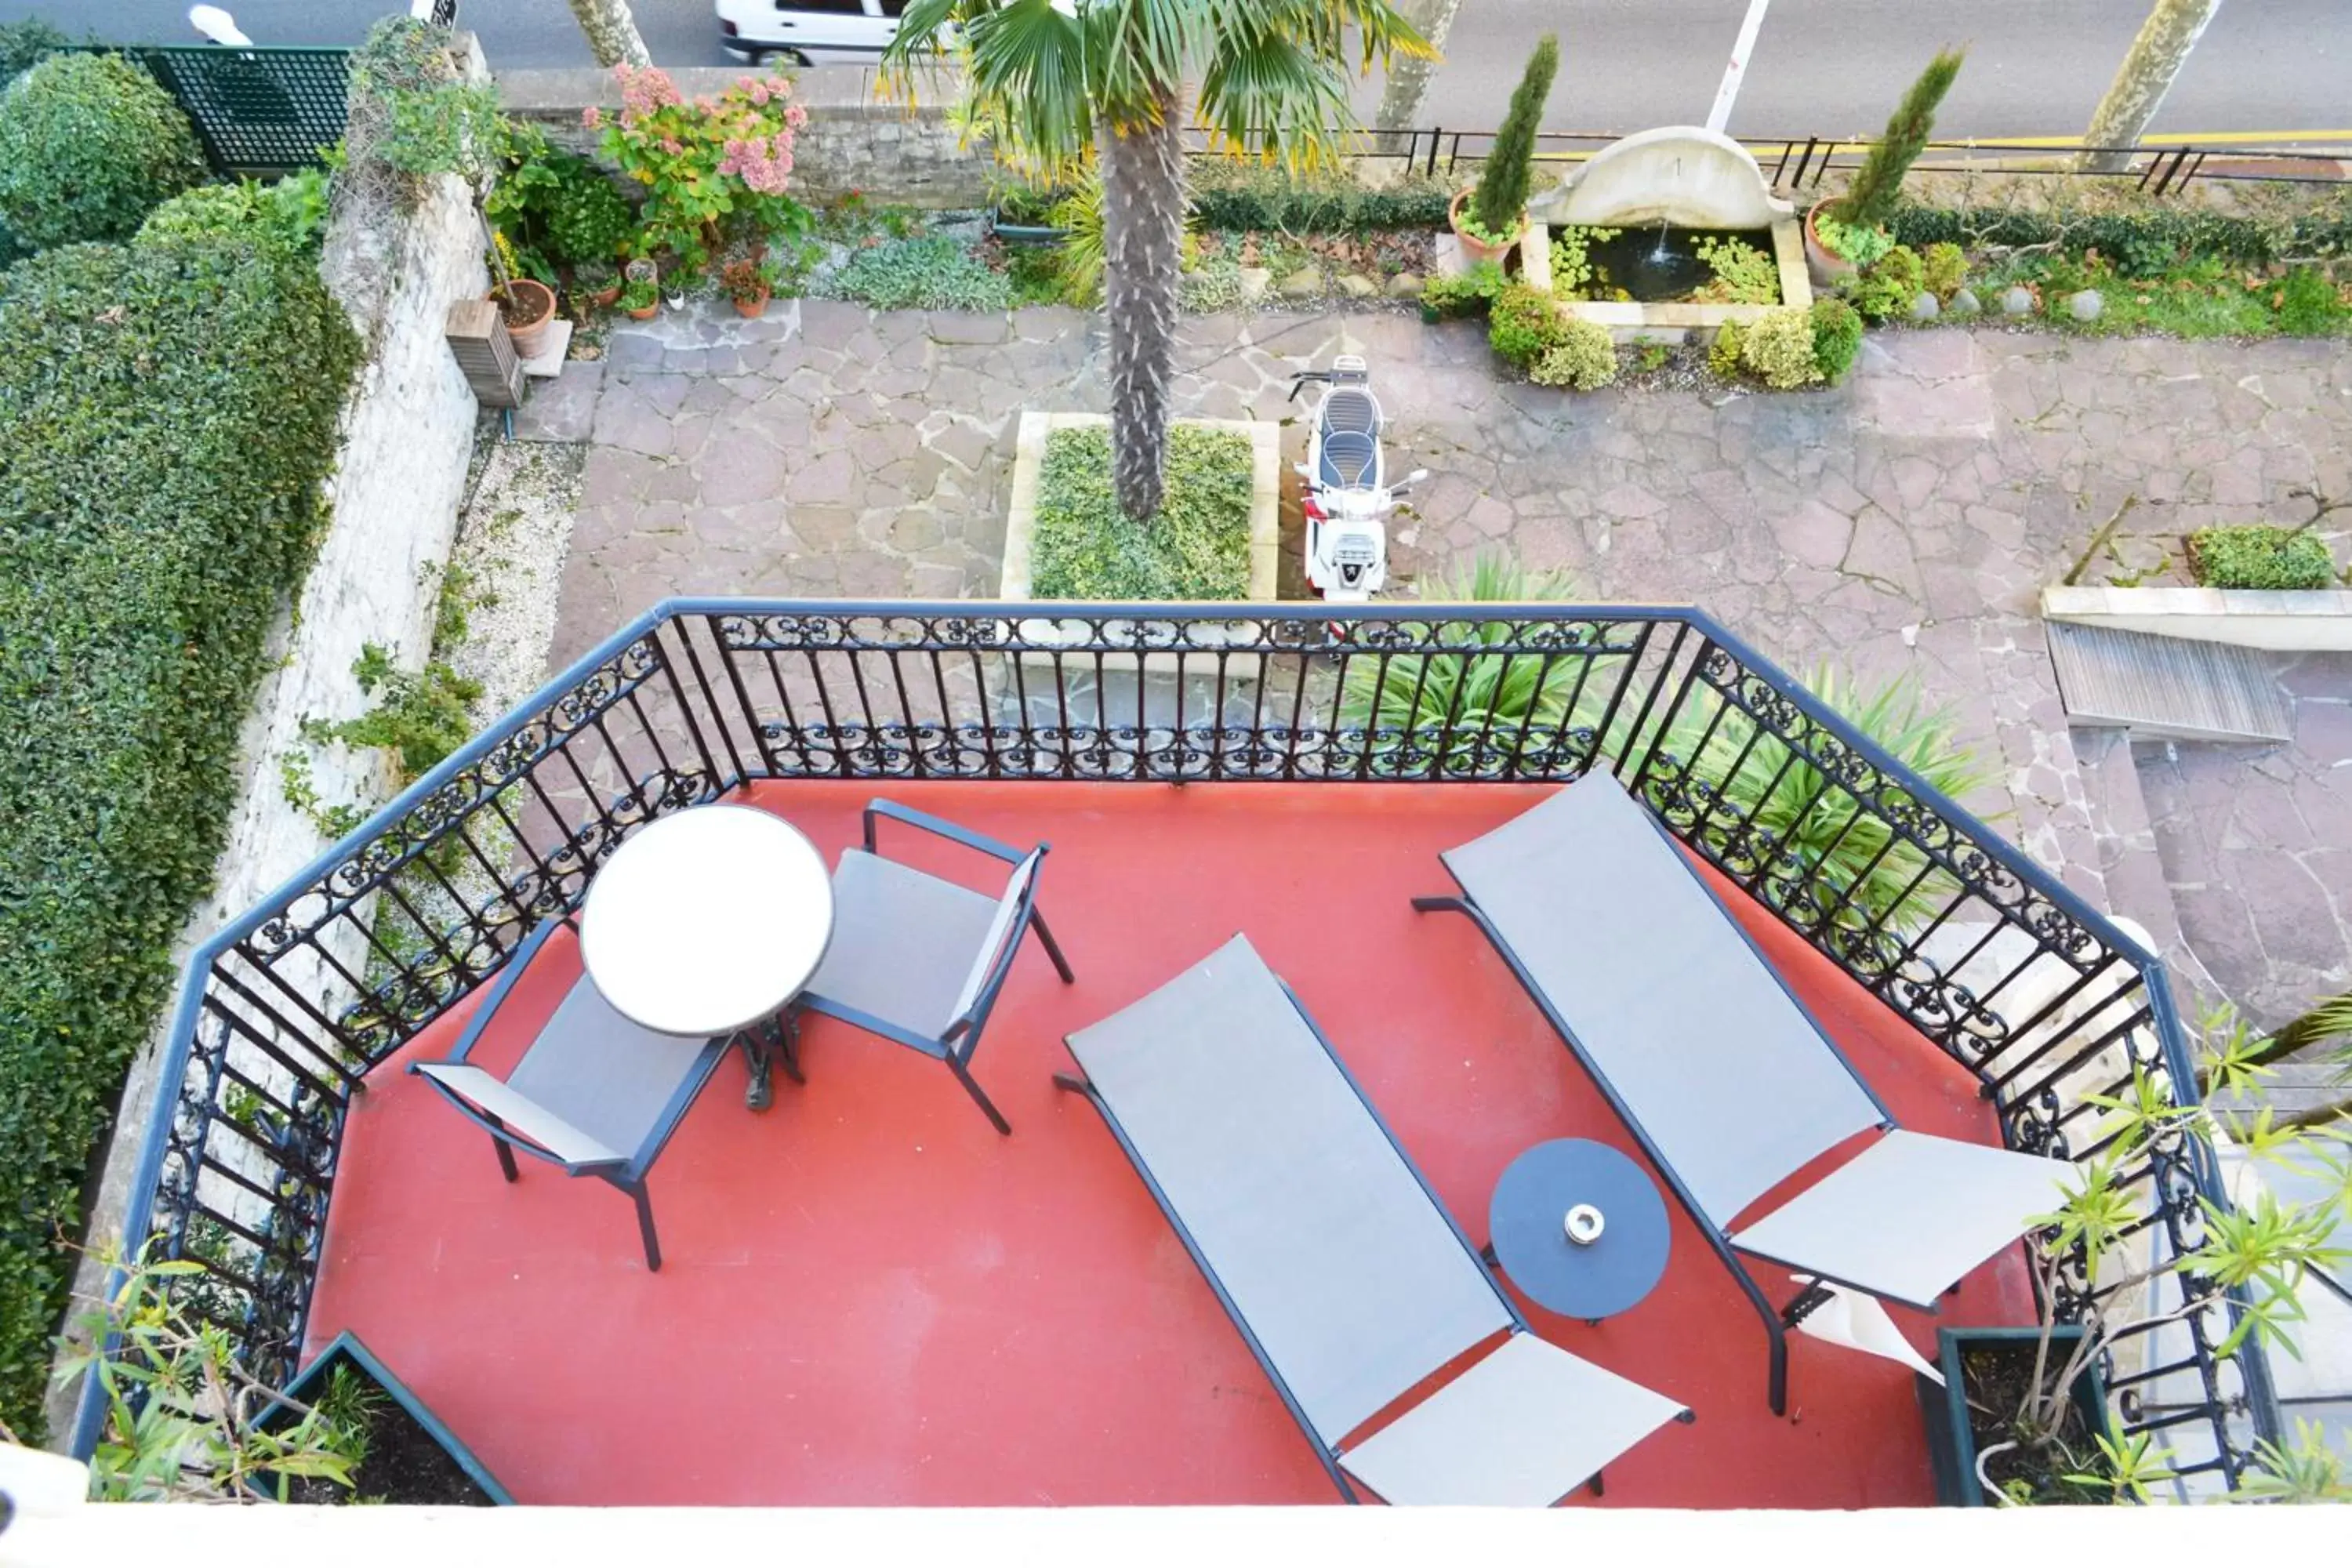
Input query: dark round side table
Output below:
<box><xmin>1484</xmin><ymin>1138</ymin><xmax>1671</xmax><ymax>1324</ymax></box>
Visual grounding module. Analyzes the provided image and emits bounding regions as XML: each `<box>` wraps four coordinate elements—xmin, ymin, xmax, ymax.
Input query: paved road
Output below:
<box><xmin>8</xmin><ymin>0</ymin><xmax>2345</xmax><ymax>142</ymax></box>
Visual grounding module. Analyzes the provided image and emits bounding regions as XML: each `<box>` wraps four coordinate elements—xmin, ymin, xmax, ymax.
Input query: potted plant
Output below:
<box><xmin>1450</xmin><ymin>34</ymin><xmax>1556</xmax><ymax>267</ymax></box>
<box><xmin>1805</xmin><ymin>46</ymin><xmax>1964</xmax><ymax>283</ymax></box>
<box><xmin>991</xmin><ymin>179</ymin><xmax>1069</xmax><ymax>245</ymax></box>
<box><xmin>620</xmin><ymin>274</ymin><xmax>659</xmax><ymax>320</ymax></box>
<box><xmin>721</xmin><ymin>256</ymin><xmax>779</xmax><ymax>318</ymax></box>
<box><xmin>1918</xmin><ymin>1005</ymin><xmax>2352</xmax><ymax>1505</ymax></box>
<box><xmin>573</xmin><ymin>258</ymin><xmax>621</xmax><ymax>310</ymax></box>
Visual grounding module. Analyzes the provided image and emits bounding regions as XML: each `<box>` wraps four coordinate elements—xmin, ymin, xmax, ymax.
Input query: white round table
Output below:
<box><xmin>579</xmin><ymin>804</ymin><xmax>834</xmax><ymax>1109</ymax></box>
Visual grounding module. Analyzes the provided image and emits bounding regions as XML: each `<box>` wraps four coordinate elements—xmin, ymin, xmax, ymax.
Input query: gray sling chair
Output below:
<box><xmin>789</xmin><ymin>799</ymin><xmax>1074</xmax><ymax>1134</ymax></box>
<box><xmin>1413</xmin><ymin>770</ymin><xmax>2074</xmax><ymax>1414</ymax></box>
<box><xmin>1055</xmin><ymin>935</ymin><xmax>1693</xmax><ymax>1505</ymax></box>
<box><xmin>412</xmin><ymin>913</ymin><xmax>731</xmax><ymax>1272</ymax></box>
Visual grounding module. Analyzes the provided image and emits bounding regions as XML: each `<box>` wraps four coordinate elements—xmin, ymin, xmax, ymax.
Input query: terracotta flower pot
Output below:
<box><xmin>496</xmin><ymin>278</ymin><xmax>558</xmax><ymax>359</ymax></box>
<box><xmin>731</xmin><ymin>289</ymin><xmax>770</xmax><ymax>319</ymax></box>
<box><xmin>1449</xmin><ymin>187</ymin><xmax>1523</xmax><ymax>267</ymax></box>
<box><xmin>626</xmin><ymin>302</ymin><xmax>659</xmax><ymax>321</ymax></box>
<box><xmin>1803</xmin><ymin>199</ymin><xmax>1859</xmax><ymax>290</ymax></box>
<box><xmin>584</xmin><ymin>282</ymin><xmax>622</xmax><ymax>310</ymax></box>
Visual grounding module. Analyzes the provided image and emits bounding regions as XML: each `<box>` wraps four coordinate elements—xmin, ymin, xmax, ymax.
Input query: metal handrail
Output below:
<box><xmin>68</xmin><ymin>598</ymin><xmax>2281</xmax><ymax>1484</ymax></box>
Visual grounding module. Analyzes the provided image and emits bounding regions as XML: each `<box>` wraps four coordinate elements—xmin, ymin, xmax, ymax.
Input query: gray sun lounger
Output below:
<box><xmin>1054</xmin><ymin>935</ymin><xmax>1690</xmax><ymax>1505</ymax></box>
<box><xmin>1414</xmin><ymin>771</ymin><xmax>2074</xmax><ymax>1414</ymax></box>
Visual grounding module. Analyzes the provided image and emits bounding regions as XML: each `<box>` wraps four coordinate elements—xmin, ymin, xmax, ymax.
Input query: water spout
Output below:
<box><xmin>1649</xmin><ymin>216</ymin><xmax>1675</xmax><ymax>264</ymax></box>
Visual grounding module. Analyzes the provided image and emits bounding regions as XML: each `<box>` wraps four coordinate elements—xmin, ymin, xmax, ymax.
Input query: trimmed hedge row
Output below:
<box><xmin>0</xmin><ymin>234</ymin><xmax>361</xmax><ymax>1437</ymax></box>
<box><xmin>1890</xmin><ymin>204</ymin><xmax>2352</xmax><ymax>274</ymax></box>
<box><xmin>1189</xmin><ymin>168</ymin><xmax>1453</xmax><ymax>232</ymax></box>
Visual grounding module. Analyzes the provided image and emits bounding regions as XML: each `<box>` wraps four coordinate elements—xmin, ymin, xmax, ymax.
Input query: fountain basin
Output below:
<box><xmin>1523</xmin><ymin>126</ymin><xmax>1813</xmax><ymax>343</ymax></box>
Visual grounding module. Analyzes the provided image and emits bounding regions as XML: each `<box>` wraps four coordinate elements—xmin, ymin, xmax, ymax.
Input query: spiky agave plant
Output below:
<box><xmin>1337</xmin><ymin>554</ymin><xmax>1609</xmax><ymax>776</ymax></box>
<box><xmin>1656</xmin><ymin>662</ymin><xmax>1995</xmax><ymax>946</ymax></box>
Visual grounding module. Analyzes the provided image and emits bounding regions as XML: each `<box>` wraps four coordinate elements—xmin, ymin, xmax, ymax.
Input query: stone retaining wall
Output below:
<box><xmin>498</xmin><ymin>66</ymin><xmax>990</xmax><ymax>206</ymax></box>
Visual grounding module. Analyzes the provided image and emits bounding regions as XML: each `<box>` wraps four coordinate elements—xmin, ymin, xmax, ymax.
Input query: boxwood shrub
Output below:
<box><xmin>1189</xmin><ymin>166</ymin><xmax>1453</xmax><ymax>232</ymax></box>
<box><xmin>0</xmin><ymin>234</ymin><xmax>360</xmax><ymax>1436</ymax></box>
<box><xmin>1889</xmin><ymin>204</ymin><xmax>2352</xmax><ymax>274</ymax></box>
<box><xmin>2187</xmin><ymin>526</ymin><xmax>2336</xmax><ymax>591</ymax></box>
<box><xmin>0</xmin><ymin>52</ymin><xmax>207</xmax><ymax>251</ymax></box>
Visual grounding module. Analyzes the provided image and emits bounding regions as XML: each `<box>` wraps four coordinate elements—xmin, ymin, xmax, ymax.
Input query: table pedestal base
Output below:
<box><xmin>732</xmin><ymin>1010</ymin><xmax>804</xmax><ymax>1112</ymax></box>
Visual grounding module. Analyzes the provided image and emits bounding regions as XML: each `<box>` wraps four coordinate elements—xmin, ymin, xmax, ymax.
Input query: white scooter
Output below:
<box><xmin>1290</xmin><ymin>356</ymin><xmax>1426</xmax><ymax>603</ymax></box>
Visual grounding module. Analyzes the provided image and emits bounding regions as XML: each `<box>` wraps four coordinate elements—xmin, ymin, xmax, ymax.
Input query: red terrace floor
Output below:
<box><xmin>310</xmin><ymin>780</ymin><xmax>2033</xmax><ymax>1508</ymax></box>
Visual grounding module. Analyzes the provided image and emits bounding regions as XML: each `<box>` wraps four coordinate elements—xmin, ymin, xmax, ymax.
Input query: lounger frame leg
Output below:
<box><xmin>1052</xmin><ymin>1069</ymin><xmax>1362</xmax><ymax>1504</ymax></box>
<box><xmin>952</xmin><ymin>1055</ymin><xmax>1013</xmax><ymax>1136</ymax></box>
<box><xmin>483</xmin><ymin>1112</ymin><xmax>521</xmax><ymax>1184</ymax></box>
<box><xmin>1417</xmin><ymin>887</ymin><xmax>1797</xmax><ymax>1417</ymax></box>
<box><xmin>1029</xmin><ymin>908</ymin><xmax>1076</xmax><ymax>983</ymax></box>
<box><xmin>628</xmin><ymin>1181</ymin><xmax>662</xmax><ymax>1272</ymax></box>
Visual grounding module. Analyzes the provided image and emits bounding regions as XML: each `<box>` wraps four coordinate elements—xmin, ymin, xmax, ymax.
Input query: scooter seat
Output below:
<box><xmin>1323</xmin><ymin>387</ymin><xmax>1381</xmax><ymax>437</ymax></box>
<box><xmin>1319</xmin><ymin>430</ymin><xmax>1379</xmax><ymax>489</ymax></box>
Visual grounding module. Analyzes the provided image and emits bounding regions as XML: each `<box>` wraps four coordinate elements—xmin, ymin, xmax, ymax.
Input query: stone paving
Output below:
<box><xmin>531</xmin><ymin>299</ymin><xmax>2352</xmax><ymax>1021</ymax></box>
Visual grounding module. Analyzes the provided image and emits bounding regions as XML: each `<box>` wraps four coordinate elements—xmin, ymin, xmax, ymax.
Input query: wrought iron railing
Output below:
<box><xmin>70</xmin><ymin>600</ymin><xmax>2279</xmax><ymax>1489</ymax></box>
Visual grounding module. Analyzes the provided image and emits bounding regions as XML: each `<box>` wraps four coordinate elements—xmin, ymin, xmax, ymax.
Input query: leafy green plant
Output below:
<box><xmin>1548</xmin><ymin>223</ymin><xmax>1620</xmax><ymax>298</ymax></box>
<box><xmin>309</xmin><ymin>645</ymin><xmax>485</xmax><ymax>785</ymax></box>
<box><xmin>826</xmin><ymin>235</ymin><xmax>1014</xmax><ymax>312</ymax></box>
<box><xmin>349</xmin><ymin>18</ymin><xmax>503</xmax><ymax>191</ymax></box>
<box><xmin>1693</xmin><ymin>235</ymin><xmax>1779</xmax><ymax>304</ymax></box>
<box><xmin>2274</xmin><ymin>267</ymin><xmax>2347</xmax><ymax>336</ymax></box>
<box><xmin>1921</xmin><ymin>239</ymin><xmax>1966</xmax><ymax>299</ymax></box>
<box><xmin>0</xmin><ymin>52</ymin><xmax>206</xmax><ymax>249</ymax></box>
<box><xmin>1808</xmin><ymin>297</ymin><xmax>1864</xmax><ymax>384</ymax></box>
<box><xmin>1740</xmin><ymin>306</ymin><xmax>1824</xmax><ymax>389</ymax></box>
<box><xmin>136</xmin><ymin>170</ymin><xmax>330</xmax><ymax>258</ymax></box>
<box><xmin>1813</xmin><ymin>209</ymin><xmax>1893</xmax><ymax>269</ymax></box>
<box><xmin>593</xmin><ymin>63</ymin><xmax>811</xmax><ymax>273</ymax></box>
<box><xmin>487</xmin><ymin>121</ymin><xmax>636</xmax><ymax>267</ymax></box>
<box><xmin>1336</xmin><ymin>554</ymin><xmax>1594</xmax><ymax>773</ymax></box>
<box><xmin>0</xmin><ymin>17</ymin><xmax>64</xmax><ymax>83</ymax></box>
<box><xmin>1420</xmin><ymin>260</ymin><xmax>1507</xmax><ymax>320</ymax></box>
<box><xmin>2187</xmin><ymin>525</ymin><xmax>2336</xmax><ymax>590</ymax></box>
<box><xmin>0</xmin><ymin>234</ymin><xmax>358</xmax><ymax>1439</ymax></box>
<box><xmin>1029</xmin><ymin>424</ymin><xmax>1254</xmax><ymax>600</ymax></box>
<box><xmin>1890</xmin><ymin>205</ymin><xmax>2321</xmax><ymax>271</ymax></box>
<box><xmin>1835</xmin><ymin>46</ymin><xmax>1964</xmax><ymax>229</ymax></box>
<box><xmin>1708</xmin><ymin>320</ymin><xmax>1745</xmax><ymax>379</ymax></box>
<box><xmin>1179</xmin><ymin>253</ymin><xmax>1247</xmax><ymax>312</ymax></box>
<box><xmin>1849</xmin><ymin>242</ymin><xmax>1925</xmax><ymax>321</ymax></box>
<box><xmin>1049</xmin><ymin>169</ymin><xmax>1106</xmax><ymax>305</ymax></box>
<box><xmin>56</xmin><ymin>1243</ymin><xmax>366</xmax><ymax>1501</ymax></box>
<box><xmin>619</xmin><ymin>274</ymin><xmax>658</xmax><ymax>312</ymax></box>
<box><xmin>1661</xmin><ymin>665</ymin><xmax>1991</xmax><ymax>937</ymax></box>
<box><xmin>1487</xmin><ymin>282</ymin><xmax>1567</xmax><ymax>368</ymax></box>
<box><xmin>1468</xmin><ymin>34</ymin><xmax>1558</xmax><ymax>241</ymax></box>
<box><xmin>1530</xmin><ymin>319</ymin><xmax>1619</xmax><ymax>390</ymax></box>
<box><xmin>1981</xmin><ymin>1012</ymin><xmax>2352</xmax><ymax>1504</ymax></box>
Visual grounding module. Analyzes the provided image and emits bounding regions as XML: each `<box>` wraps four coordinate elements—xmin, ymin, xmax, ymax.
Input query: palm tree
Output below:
<box><xmin>885</xmin><ymin>0</ymin><xmax>1429</xmax><ymax>524</ymax></box>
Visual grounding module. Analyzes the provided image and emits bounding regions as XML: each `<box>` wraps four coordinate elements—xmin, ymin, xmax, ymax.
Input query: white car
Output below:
<box><xmin>716</xmin><ymin>0</ymin><xmax>916</xmax><ymax>66</ymax></box>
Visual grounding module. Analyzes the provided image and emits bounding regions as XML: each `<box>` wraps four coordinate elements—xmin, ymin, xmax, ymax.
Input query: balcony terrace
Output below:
<box><xmin>73</xmin><ymin>601</ymin><xmax>2276</xmax><ymax>1506</ymax></box>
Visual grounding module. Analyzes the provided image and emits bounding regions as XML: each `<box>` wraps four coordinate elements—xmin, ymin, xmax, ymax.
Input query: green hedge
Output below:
<box><xmin>2187</xmin><ymin>526</ymin><xmax>2337</xmax><ymax>590</ymax></box>
<box><xmin>0</xmin><ymin>52</ymin><xmax>206</xmax><ymax>252</ymax></box>
<box><xmin>0</xmin><ymin>234</ymin><xmax>361</xmax><ymax>1437</ymax></box>
<box><xmin>1889</xmin><ymin>204</ymin><xmax>2352</xmax><ymax>275</ymax></box>
<box><xmin>1189</xmin><ymin>167</ymin><xmax>1453</xmax><ymax>232</ymax></box>
<box><xmin>1031</xmin><ymin>424</ymin><xmax>1254</xmax><ymax>599</ymax></box>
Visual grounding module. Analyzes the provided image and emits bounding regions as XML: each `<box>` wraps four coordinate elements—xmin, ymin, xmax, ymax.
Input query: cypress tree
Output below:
<box><xmin>1838</xmin><ymin>46</ymin><xmax>1965</xmax><ymax>229</ymax></box>
<box><xmin>1470</xmin><ymin>34</ymin><xmax>1558</xmax><ymax>238</ymax></box>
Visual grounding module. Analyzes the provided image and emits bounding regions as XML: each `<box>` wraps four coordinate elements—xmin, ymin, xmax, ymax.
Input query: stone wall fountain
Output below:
<box><xmin>1522</xmin><ymin>125</ymin><xmax>1810</xmax><ymax>343</ymax></box>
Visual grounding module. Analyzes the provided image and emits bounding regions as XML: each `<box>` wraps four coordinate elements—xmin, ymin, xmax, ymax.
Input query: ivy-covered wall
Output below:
<box><xmin>0</xmin><ymin>234</ymin><xmax>361</xmax><ymax>1438</ymax></box>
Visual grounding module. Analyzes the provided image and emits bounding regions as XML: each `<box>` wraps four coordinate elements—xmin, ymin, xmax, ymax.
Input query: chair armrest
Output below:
<box><xmin>443</xmin><ymin>914</ymin><xmax>568</xmax><ymax>1065</ymax></box>
<box><xmin>409</xmin><ymin>1063</ymin><xmax>630</xmax><ymax>1173</ymax></box>
<box><xmin>862</xmin><ymin>798</ymin><xmax>1029</xmax><ymax>864</ymax></box>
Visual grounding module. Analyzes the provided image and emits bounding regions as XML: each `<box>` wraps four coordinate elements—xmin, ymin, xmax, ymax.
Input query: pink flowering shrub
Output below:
<box><xmin>593</xmin><ymin>64</ymin><xmax>811</xmax><ymax>271</ymax></box>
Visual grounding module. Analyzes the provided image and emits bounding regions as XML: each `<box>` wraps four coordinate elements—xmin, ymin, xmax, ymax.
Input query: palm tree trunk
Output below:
<box><xmin>1374</xmin><ymin>0</ymin><xmax>1464</xmax><ymax>146</ymax></box>
<box><xmin>1099</xmin><ymin>89</ymin><xmax>1186</xmax><ymax>524</ymax></box>
<box><xmin>566</xmin><ymin>0</ymin><xmax>653</xmax><ymax>69</ymax></box>
<box><xmin>2077</xmin><ymin>0</ymin><xmax>2223</xmax><ymax>173</ymax></box>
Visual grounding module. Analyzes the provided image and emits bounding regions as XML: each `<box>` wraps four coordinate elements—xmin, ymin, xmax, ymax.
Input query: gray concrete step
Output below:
<box><xmin>2048</xmin><ymin>623</ymin><xmax>2294</xmax><ymax>744</ymax></box>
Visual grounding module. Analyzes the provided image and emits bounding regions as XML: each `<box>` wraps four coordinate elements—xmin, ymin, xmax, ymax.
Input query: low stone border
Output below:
<box><xmin>1000</xmin><ymin>410</ymin><xmax>1281</xmax><ymax>674</ymax></box>
<box><xmin>2042</xmin><ymin>583</ymin><xmax>2352</xmax><ymax>652</ymax></box>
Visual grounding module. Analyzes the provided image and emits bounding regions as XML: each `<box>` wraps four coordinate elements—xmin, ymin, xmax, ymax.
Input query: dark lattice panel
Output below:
<box><xmin>133</xmin><ymin>47</ymin><xmax>350</xmax><ymax>176</ymax></box>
